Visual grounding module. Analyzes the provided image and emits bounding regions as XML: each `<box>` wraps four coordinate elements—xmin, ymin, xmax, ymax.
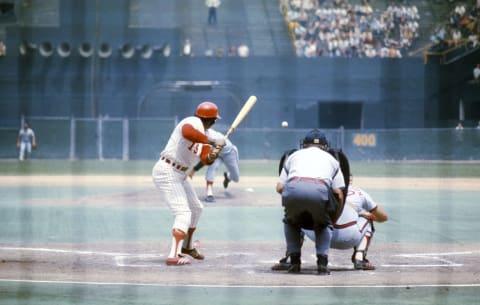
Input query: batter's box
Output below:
<box><xmin>115</xmin><ymin>254</ymin><xmax>165</xmax><ymax>267</ymax></box>
<box><xmin>381</xmin><ymin>251</ymin><xmax>477</xmax><ymax>268</ymax></box>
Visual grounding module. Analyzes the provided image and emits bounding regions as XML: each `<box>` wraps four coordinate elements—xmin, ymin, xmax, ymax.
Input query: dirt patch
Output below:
<box><xmin>2</xmin><ymin>175</ymin><xmax>479</xmax><ymax>191</ymax></box>
<box><xmin>0</xmin><ymin>241</ymin><xmax>478</xmax><ymax>286</ymax></box>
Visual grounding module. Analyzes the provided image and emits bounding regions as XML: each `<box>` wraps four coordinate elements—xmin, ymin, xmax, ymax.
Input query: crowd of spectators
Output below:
<box><xmin>429</xmin><ymin>1</ymin><xmax>479</xmax><ymax>52</ymax></box>
<box><xmin>283</xmin><ymin>0</ymin><xmax>421</xmax><ymax>58</ymax></box>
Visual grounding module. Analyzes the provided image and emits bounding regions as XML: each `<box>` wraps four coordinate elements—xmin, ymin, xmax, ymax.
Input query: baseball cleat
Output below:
<box><xmin>353</xmin><ymin>260</ymin><xmax>376</xmax><ymax>270</ymax></box>
<box><xmin>166</xmin><ymin>254</ymin><xmax>191</xmax><ymax>266</ymax></box>
<box><xmin>181</xmin><ymin>247</ymin><xmax>205</xmax><ymax>260</ymax></box>
<box><xmin>271</xmin><ymin>261</ymin><xmax>292</xmax><ymax>271</ymax></box>
<box><xmin>223</xmin><ymin>172</ymin><xmax>230</xmax><ymax>189</ymax></box>
<box><xmin>205</xmin><ymin>195</ymin><xmax>215</xmax><ymax>202</ymax></box>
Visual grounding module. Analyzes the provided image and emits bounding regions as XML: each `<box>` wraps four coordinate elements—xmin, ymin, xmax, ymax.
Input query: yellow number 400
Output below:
<box><xmin>353</xmin><ymin>133</ymin><xmax>376</xmax><ymax>147</ymax></box>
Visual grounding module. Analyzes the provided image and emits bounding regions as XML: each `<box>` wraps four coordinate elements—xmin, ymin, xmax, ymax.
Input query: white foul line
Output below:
<box><xmin>1</xmin><ymin>246</ymin><xmax>478</xmax><ymax>269</ymax></box>
<box><xmin>0</xmin><ymin>246</ymin><xmax>128</xmax><ymax>256</ymax></box>
<box><xmin>381</xmin><ymin>250</ymin><xmax>480</xmax><ymax>268</ymax></box>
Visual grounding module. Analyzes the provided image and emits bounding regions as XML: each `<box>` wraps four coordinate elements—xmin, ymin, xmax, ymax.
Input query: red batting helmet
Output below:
<box><xmin>195</xmin><ymin>101</ymin><xmax>221</xmax><ymax>119</ymax></box>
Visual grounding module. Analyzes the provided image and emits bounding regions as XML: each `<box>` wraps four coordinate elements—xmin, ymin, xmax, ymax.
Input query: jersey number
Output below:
<box><xmin>188</xmin><ymin>142</ymin><xmax>201</xmax><ymax>156</ymax></box>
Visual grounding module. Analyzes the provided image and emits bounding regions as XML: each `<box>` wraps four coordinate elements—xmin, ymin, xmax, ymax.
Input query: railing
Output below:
<box><xmin>2</xmin><ymin>117</ymin><xmax>479</xmax><ymax>161</ymax></box>
<box><xmin>423</xmin><ymin>39</ymin><xmax>478</xmax><ymax>64</ymax></box>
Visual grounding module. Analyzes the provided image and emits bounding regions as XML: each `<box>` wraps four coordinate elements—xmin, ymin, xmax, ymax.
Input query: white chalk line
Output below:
<box><xmin>382</xmin><ymin>250</ymin><xmax>480</xmax><ymax>268</ymax></box>
<box><xmin>0</xmin><ymin>278</ymin><xmax>479</xmax><ymax>289</ymax></box>
<box><xmin>1</xmin><ymin>246</ymin><xmax>479</xmax><ymax>268</ymax></box>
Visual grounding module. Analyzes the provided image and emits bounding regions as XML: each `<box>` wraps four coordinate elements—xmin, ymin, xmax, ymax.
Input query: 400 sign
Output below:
<box><xmin>353</xmin><ymin>133</ymin><xmax>376</xmax><ymax>147</ymax></box>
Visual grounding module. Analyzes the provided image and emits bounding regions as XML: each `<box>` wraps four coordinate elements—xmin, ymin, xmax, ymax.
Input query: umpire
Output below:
<box><xmin>276</xmin><ymin>129</ymin><xmax>345</xmax><ymax>275</ymax></box>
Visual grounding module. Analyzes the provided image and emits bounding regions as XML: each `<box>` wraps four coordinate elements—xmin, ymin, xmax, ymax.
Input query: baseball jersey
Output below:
<box><xmin>160</xmin><ymin>116</ymin><xmax>207</xmax><ymax>167</ymax></box>
<box><xmin>334</xmin><ymin>186</ymin><xmax>377</xmax><ymax>225</ymax></box>
<box><xmin>278</xmin><ymin>147</ymin><xmax>345</xmax><ymax>189</ymax></box>
<box><xmin>19</xmin><ymin>128</ymin><xmax>35</xmax><ymax>143</ymax></box>
<box><xmin>346</xmin><ymin>186</ymin><xmax>377</xmax><ymax>213</ymax></box>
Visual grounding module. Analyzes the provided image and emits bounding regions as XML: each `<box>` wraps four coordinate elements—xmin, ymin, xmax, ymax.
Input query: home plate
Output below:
<box><xmin>245</xmin><ymin>188</ymin><xmax>254</xmax><ymax>192</ymax></box>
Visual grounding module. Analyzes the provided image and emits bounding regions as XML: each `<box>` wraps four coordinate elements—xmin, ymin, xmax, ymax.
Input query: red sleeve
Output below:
<box><xmin>199</xmin><ymin>145</ymin><xmax>214</xmax><ymax>165</ymax></box>
<box><xmin>182</xmin><ymin>124</ymin><xmax>209</xmax><ymax>144</ymax></box>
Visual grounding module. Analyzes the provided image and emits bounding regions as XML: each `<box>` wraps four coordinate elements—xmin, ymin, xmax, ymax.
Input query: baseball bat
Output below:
<box><xmin>225</xmin><ymin>95</ymin><xmax>257</xmax><ymax>139</ymax></box>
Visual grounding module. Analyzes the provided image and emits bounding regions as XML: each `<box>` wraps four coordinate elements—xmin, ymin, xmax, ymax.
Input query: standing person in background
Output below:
<box><xmin>206</xmin><ymin>0</ymin><xmax>221</xmax><ymax>25</ymax></box>
<box><xmin>17</xmin><ymin>122</ymin><xmax>37</xmax><ymax>161</ymax></box>
<box><xmin>188</xmin><ymin>128</ymin><xmax>240</xmax><ymax>202</ymax></box>
<box><xmin>152</xmin><ymin>101</ymin><xmax>226</xmax><ymax>266</ymax></box>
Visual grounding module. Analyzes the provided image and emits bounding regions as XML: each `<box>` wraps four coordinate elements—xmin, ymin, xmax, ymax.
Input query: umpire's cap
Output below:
<box><xmin>302</xmin><ymin>128</ymin><xmax>328</xmax><ymax>147</ymax></box>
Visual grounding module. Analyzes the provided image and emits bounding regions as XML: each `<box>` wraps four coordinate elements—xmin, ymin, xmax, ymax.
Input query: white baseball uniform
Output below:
<box><xmin>18</xmin><ymin>127</ymin><xmax>35</xmax><ymax>161</ymax></box>
<box><xmin>303</xmin><ymin>185</ymin><xmax>377</xmax><ymax>249</ymax></box>
<box><xmin>152</xmin><ymin>116</ymin><xmax>208</xmax><ymax>233</ymax></box>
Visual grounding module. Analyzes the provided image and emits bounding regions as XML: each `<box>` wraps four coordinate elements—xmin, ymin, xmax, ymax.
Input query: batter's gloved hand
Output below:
<box><xmin>208</xmin><ymin>137</ymin><xmax>226</xmax><ymax>148</ymax></box>
<box><xmin>207</xmin><ymin>145</ymin><xmax>222</xmax><ymax>163</ymax></box>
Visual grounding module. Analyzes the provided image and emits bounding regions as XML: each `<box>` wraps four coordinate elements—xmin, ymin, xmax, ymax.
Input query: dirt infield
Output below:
<box><xmin>1</xmin><ymin>175</ymin><xmax>479</xmax><ymax>287</ymax></box>
<box><xmin>1</xmin><ymin>241</ymin><xmax>479</xmax><ymax>286</ymax></box>
<box><xmin>1</xmin><ymin>175</ymin><xmax>479</xmax><ymax>191</ymax></box>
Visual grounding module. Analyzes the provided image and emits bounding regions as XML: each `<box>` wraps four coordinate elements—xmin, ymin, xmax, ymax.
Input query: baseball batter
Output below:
<box><xmin>152</xmin><ymin>101</ymin><xmax>226</xmax><ymax>266</ymax></box>
<box><xmin>188</xmin><ymin>128</ymin><xmax>240</xmax><ymax>202</ymax></box>
<box><xmin>17</xmin><ymin>122</ymin><xmax>37</xmax><ymax>161</ymax></box>
<box><xmin>277</xmin><ymin>129</ymin><xmax>345</xmax><ymax>275</ymax></box>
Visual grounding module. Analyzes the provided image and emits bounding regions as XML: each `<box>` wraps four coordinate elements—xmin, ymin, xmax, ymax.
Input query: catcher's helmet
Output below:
<box><xmin>302</xmin><ymin>128</ymin><xmax>328</xmax><ymax>147</ymax></box>
<box><xmin>195</xmin><ymin>101</ymin><xmax>221</xmax><ymax>119</ymax></box>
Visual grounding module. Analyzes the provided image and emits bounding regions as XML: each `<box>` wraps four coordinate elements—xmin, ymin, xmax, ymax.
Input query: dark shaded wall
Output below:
<box><xmin>0</xmin><ymin>0</ymin><xmax>428</xmax><ymax>129</ymax></box>
<box><xmin>425</xmin><ymin>49</ymin><xmax>480</xmax><ymax>128</ymax></box>
<box><xmin>0</xmin><ymin>51</ymin><xmax>426</xmax><ymax>129</ymax></box>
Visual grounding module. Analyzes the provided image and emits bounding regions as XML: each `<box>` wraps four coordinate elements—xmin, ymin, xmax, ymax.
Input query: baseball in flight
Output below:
<box><xmin>281</xmin><ymin>121</ymin><xmax>288</xmax><ymax>128</ymax></box>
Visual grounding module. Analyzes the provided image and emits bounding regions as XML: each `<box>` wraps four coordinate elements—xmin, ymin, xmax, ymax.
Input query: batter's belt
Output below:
<box><xmin>161</xmin><ymin>156</ymin><xmax>188</xmax><ymax>172</ymax></box>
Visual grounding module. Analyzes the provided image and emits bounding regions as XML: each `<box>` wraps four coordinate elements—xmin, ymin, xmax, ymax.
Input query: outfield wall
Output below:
<box><xmin>2</xmin><ymin>117</ymin><xmax>479</xmax><ymax>161</ymax></box>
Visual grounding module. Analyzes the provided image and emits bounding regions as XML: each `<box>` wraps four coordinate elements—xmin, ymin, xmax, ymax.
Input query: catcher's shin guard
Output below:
<box><xmin>352</xmin><ymin>234</ymin><xmax>375</xmax><ymax>270</ymax></box>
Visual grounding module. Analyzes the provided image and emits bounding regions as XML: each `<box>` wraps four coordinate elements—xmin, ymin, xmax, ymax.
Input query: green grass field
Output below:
<box><xmin>1</xmin><ymin>159</ymin><xmax>479</xmax><ymax>305</ymax></box>
<box><xmin>1</xmin><ymin>159</ymin><xmax>480</xmax><ymax>177</ymax></box>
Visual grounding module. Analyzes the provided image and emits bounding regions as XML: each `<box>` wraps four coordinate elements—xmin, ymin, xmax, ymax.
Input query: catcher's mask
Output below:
<box><xmin>301</xmin><ymin>128</ymin><xmax>328</xmax><ymax>148</ymax></box>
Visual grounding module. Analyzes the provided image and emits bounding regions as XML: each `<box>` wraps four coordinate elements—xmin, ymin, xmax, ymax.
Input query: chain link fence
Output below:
<box><xmin>2</xmin><ymin>117</ymin><xmax>479</xmax><ymax>161</ymax></box>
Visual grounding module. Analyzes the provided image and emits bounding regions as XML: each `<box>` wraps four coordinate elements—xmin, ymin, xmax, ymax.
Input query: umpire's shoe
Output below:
<box><xmin>287</xmin><ymin>253</ymin><xmax>301</xmax><ymax>274</ymax></box>
<box><xmin>317</xmin><ymin>254</ymin><xmax>330</xmax><ymax>275</ymax></box>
